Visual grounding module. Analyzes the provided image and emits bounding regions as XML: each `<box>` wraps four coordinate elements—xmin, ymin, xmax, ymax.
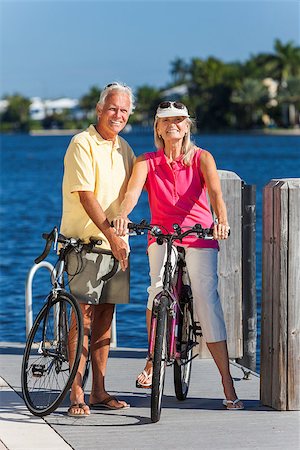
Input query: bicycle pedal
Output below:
<box><xmin>32</xmin><ymin>364</ymin><xmax>46</xmax><ymax>377</ymax></box>
<box><xmin>194</xmin><ymin>323</ymin><xmax>203</xmax><ymax>336</ymax></box>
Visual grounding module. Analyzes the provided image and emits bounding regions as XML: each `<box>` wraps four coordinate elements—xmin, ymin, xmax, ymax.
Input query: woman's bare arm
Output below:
<box><xmin>113</xmin><ymin>155</ymin><xmax>148</xmax><ymax>236</ymax></box>
<box><xmin>200</xmin><ymin>150</ymin><xmax>230</xmax><ymax>240</ymax></box>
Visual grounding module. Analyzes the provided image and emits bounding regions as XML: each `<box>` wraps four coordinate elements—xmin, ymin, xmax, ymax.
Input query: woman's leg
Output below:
<box><xmin>185</xmin><ymin>247</ymin><xmax>243</xmax><ymax>409</ymax></box>
<box><xmin>136</xmin><ymin>243</ymin><xmax>177</xmax><ymax>387</ymax></box>
<box><xmin>136</xmin><ymin>307</ymin><xmax>153</xmax><ymax>386</ymax></box>
<box><xmin>207</xmin><ymin>340</ymin><xmax>243</xmax><ymax>408</ymax></box>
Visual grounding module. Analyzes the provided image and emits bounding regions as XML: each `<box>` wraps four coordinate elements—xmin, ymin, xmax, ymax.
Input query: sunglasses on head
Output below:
<box><xmin>104</xmin><ymin>82</ymin><xmax>128</xmax><ymax>90</ymax></box>
<box><xmin>158</xmin><ymin>101</ymin><xmax>186</xmax><ymax>110</ymax></box>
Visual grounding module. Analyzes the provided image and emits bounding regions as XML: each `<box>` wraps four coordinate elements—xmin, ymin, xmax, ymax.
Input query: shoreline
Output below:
<box><xmin>27</xmin><ymin>127</ymin><xmax>300</xmax><ymax>137</ymax></box>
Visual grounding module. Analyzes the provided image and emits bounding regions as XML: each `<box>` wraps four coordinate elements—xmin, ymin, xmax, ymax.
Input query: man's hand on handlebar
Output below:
<box><xmin>109</xmin><ymin>233</ymin><xmax>129</xmax><ymax>272</ymax></box>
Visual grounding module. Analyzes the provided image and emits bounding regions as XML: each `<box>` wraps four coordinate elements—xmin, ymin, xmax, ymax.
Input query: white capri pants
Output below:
<box><xmin>147</xmin><ymin>243</ymin><xmax>227</xmax><ymax>343</ymax></box>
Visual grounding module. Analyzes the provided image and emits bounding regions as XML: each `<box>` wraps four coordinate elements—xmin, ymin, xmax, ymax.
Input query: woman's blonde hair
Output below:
<box><xmin>154</xmin><ymin>116</ymin><xmax>197</xmax><ymax>166</ymax></box>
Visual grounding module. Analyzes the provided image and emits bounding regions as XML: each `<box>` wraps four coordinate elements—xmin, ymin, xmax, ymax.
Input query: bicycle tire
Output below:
<box><xmin>174</xmin><ymin>302</ymin><xmax>193</xmax><ymax>400</ymax></box>
<box><xmin>21</xmin><ymin>291</ymin><xmax>83</xmax><ymax>416</ymax></box>
<box><xmin>151</xmin><ymin>295</ymin><xmax>168</xmax><ymax>423</ymax></box>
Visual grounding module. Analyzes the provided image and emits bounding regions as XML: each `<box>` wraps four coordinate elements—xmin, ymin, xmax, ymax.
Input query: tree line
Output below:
<box><xmin>1</xmin><ymin>39</ymin><xmax>299</xmax><ymax>132</ymax></box>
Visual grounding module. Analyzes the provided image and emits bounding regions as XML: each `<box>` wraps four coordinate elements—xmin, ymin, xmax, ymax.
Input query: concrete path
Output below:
<box><xmin>0</xmin><ymin>376</ymin><xmax>72</xmax><ymax>450</ymax></box>
<box><xmin>0</xmin><ymin>343</ymin><xmax>299</xmax><ymax>450</ymax></box>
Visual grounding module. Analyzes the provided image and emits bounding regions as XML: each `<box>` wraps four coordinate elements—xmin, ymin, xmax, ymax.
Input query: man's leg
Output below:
<box><xmin>68</xmin><ymin>304</ymin><xmax>92</xmax><ymax>416</ymax></box>
<box><xmin>89</xmin><ymin>303</ymin><xmax>129</xmax><ymax>408</ymax></box>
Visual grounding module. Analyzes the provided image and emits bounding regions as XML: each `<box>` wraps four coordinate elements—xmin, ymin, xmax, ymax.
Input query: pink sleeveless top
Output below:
<box><xmin>144</xmin><ymin>148</ymin><xmax>219</xmax><ymax>249</ymax></box>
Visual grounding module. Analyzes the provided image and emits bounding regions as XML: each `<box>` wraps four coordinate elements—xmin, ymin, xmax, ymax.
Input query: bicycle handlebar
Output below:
<box><xmin>34</xmin><ymin>227</ymin><xmax>96</xmax><ymax>264</ymax></box>
<box><xmin>35</xmin><ymin>229</ymin><xmax>120</xmax><ymax>283</ymax></box>
<box><xmin>35</xmin><ymin>227</ymin><xmax>59</xmax><ymax>264</ymax></box>
<box><xmin>126</xmin><ymin>220</ymin><xmax>216</xmax><ymax>242</ymax></box>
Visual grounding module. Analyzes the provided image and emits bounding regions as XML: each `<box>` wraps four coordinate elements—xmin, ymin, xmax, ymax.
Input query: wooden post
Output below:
<box><xmin>261</xmin><ymin>178</ymin><xmax>300</xmax><ymax>410</ymax></box>
<box><xmin>238</xmin><ymin>183</ymin><xmax>257</xmax><ymax>371</ymax></box>
<box><xmin>197</xmin><ymin>170</ymin><xmax>243</xmax><ymax>359</ymax></box>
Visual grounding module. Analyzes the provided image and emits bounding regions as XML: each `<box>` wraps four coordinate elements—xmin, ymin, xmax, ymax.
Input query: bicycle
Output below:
<box><xmin>127</xmin><ymin>220</ymin><xmax>215</xmax><ymax>422</ymax></box>
<box><xmin>21</xmin><ymin>227</ymin><xmax>118</xmax><ymax>416</ymax></box>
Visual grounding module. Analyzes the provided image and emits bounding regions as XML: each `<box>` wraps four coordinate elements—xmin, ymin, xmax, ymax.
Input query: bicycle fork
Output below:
<box><xmin>148</xmin><ymin>297</ymin><xmax>179</xmax><ymax>365</ymax></box>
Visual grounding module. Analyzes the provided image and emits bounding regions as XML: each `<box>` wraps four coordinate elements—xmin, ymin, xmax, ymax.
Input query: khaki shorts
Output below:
<box><xmin>66</xmin><ymin>246</ymin><xmax>130</xmax><ymax>305</ymax></box>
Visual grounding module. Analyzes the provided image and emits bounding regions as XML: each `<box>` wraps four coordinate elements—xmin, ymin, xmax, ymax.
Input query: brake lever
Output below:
<box><xmin>53</xmin><ymin>227</ymin><xmax>59</xmax><ymax>251</ymax></box>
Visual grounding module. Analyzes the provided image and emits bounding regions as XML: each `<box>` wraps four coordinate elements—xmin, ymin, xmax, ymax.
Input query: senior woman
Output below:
<box><xmin>114</xmin><ymin>101</ymin><xmax>244</xmax><ymax>410</ymax></box>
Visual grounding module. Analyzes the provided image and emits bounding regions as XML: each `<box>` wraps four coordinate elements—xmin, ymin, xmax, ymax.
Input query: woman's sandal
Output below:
<box><xmin>222</xmin><ymin>399</ymin><xmax>244</xmax><ymax>410</ymax></box>
<box><xmin>136</xmin><ymin>369</ymin><xmax>153</xmax><ymax>388</ymax></box>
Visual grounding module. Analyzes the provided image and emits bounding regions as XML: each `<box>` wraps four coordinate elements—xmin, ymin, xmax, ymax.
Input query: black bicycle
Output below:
<box><xmin>21</xmin><ymin>227</ymin><xmax>118</xmax><ymax>416</ymax></box>
<box><xmin>128</xmin><ymin>220</ymin><xmax>214</xmax><ymax>422</ymax></box>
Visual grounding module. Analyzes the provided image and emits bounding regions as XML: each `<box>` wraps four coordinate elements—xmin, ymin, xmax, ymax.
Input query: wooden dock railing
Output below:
<box><xmin>261</xmin><ymin>178</ymin><xmax>300</xmax><ymax>410</ymax></box>
<box><xmin>197</xmin><ymin>170</ymin><xmax>256</xmax><ymax>364</ymax></box>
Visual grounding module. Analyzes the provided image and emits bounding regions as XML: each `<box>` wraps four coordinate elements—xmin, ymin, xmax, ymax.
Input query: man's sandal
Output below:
<box><xmin>67</xmin><ymin>403</ymin><xmax>90</xmax><ymax>417</ymax></box>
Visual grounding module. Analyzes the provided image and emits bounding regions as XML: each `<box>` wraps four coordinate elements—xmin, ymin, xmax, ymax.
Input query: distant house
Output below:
<box><xmin>263</xmin><ymin>78</ymin><xmax>279</xmax><ymax>107</ymax></box>
<box><xmin>29</xmin><ymin>97</ymin><xmax>83</xmax><ymax>120</ymax></box>
<box><xmin>161</xmin><ymin>84</ymin><xmax>188</xmax><ymax>101</ymax></box>
<box><xmin>29</xmin><ymin>97</ymin><xmax>46</xmax><ymax>120</ymax></box>
<box><xmin>0</xmin><ymin>99</ymin><xmax>9</xmax><ymax>114</ymax></box>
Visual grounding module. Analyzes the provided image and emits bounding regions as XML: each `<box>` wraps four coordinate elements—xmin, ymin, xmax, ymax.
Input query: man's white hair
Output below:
<box><xmin>97</xmin><ymin>82</ymin><xmax>135</xmax><ymax>114</ymax></box>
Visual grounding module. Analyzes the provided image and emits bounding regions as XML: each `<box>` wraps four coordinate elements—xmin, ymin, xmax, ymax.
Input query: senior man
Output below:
<box><xmin>60</xmin><ymin>82</ymin><xmax>135</xmax><ymax>417</ymax></box>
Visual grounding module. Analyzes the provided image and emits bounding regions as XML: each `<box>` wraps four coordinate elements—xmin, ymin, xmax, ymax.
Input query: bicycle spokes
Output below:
<box><xmin>21</xmin><ymin>293</ymin><xmax>83</xmax><ymax>416</ymax></box>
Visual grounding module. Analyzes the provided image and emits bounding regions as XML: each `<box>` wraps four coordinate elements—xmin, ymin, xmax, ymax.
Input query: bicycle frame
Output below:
<box><xmin>39</xmin><ymin>248</ymin><xmax>67</xmax><ymax>352</ymax></box>
<box><xmin>148</xmin><ymin>242</ymin><xmax>192</xmax><ymax>364</ymax></box>
<box><xmin>126</xmin><ymin>220</ymin><xmax>214</xmax><ymax>421</ymax></box>
<box><xmin>126</xmin><ymin>220</ymin><xmax>212</xmax><ymax>367</ymax></box>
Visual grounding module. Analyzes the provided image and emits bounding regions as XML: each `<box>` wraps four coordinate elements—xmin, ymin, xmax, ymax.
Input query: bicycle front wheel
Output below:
<box><xmin>151</xmin><ymin>295</ymin><xmax>168</xmax><ymax>423</ymax></box>
<box><xmin>21</xmin><ymin>291</ymin><xmax>83</xmax><ymax>416</ymax></box>
<box><xmin>174</xmin><ymin>303</ymin><xmax>193</xmax><ymax>400</ymax></box>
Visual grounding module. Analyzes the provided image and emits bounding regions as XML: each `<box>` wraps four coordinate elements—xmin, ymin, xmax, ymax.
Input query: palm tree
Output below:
<box><xmin>170</xmin><ymin>57</ymin><xmax>189</xmax><ymax>84</ymax></box>
<box><xmin>189</xmin><ymin>56</ymin><xmax>229</xmax><ymax>89</ymax></box>
<box><xmin>1</xmin><ymin>94</ymin><xmax>31</xmax><ymax>131</ymax></box>
<box><xmin>272</xmin><ymin>39</ymin><xmax>300</xmax><ymax>83</ymax></box>
<box><xmin>134</xmin><ymin>85</ymin><xmax>162</xmax><ymax>125</ymax></box>
<box><xmin>79</xmin><ymin>86</ymin><xmax>101</xmax><ymax>119</ymax></box>
<box><xmin>231</xmin><ymin>79</ymin><xmax>269</xmax><ymax>128</ymax></box>
<box><xmin>277</xmin><ymin>77</ymin><xmax>300</xmax><ymax>126</ymax></box>
<box><xmin>244</xmin><ymin>53</ymin><xmax>275</xmax><ymax>80</ymax></box>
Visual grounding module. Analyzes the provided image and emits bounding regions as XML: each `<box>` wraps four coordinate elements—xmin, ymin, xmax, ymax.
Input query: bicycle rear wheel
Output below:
<box><xmin>21</xmin><ymin>291</ymin><xmax>83</xmax><ymax>416</ymax></box>
<box><xmin>174</xmin><ymin>302</ymin><xmax>193</xmax><ymax>400</ymax></box>
<box><xmin>151</xmin><ymin>295</ymin><xmax>168</xmax><ymax>423</ymax></box>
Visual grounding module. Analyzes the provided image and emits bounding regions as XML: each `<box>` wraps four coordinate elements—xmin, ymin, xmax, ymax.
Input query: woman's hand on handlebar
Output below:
<box><xmin>213</xmin><ymin>221</ymin><xmax>230</xmax><ymax>240</ymax></box>
<box><xmin>113</xmin><ymin>216</ymin><xmax>130</xmax><ymax>237</ymax></box>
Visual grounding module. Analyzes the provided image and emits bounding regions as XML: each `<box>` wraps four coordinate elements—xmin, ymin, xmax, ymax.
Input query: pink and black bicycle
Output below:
<box><xmin>128</xmin><ymin>220</ymin><xmax>214</xmax><ymax>423</ymax></box>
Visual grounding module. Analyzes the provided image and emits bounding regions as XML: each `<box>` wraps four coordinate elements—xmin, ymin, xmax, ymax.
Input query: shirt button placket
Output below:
<box><xmin>172</xmin><ymin>166</ymin><xmax>177</xmax><ymax>202</ymax></box>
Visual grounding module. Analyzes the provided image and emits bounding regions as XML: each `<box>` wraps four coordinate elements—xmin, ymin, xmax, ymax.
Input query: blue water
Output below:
<box><xmin>1</xmin><ymin>131</ymin><xmax>299</xmax><ymax>371</ymax></box>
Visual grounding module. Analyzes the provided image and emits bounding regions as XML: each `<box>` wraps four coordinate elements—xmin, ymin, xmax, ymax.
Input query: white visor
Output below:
<box><xmin>156</xmin><ymin>101</ymin><xmax>189</xmax><ymax>118</ymax></box>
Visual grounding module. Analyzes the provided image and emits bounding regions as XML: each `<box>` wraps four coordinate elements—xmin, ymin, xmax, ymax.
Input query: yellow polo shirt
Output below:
<box><xmin>60</xmin><ymin>125</ymin><xmax>135</xmax><ymax>250</ymax></box>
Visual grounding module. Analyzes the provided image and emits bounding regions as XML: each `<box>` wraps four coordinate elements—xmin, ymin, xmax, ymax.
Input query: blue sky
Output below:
<box><xmin>1</xmin><ymin>0</ymin><xmax>299</xmax><ymax>99</ymax></box>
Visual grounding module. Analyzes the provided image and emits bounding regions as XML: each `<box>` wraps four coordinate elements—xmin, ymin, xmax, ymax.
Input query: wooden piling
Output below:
<box><xmin>261</xmin><ymin>178</ymin><xmax>300</xmax><ymax>410</ymax></box>
<box><xmin>237</xmin><ymin>183</ymin><xmax>257</xmax><ymax>371</ymax></box>
<box><xmin>197</xmin><ymin>170</ymin><xmax>243</xmax><ymax>359</ymax></box>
